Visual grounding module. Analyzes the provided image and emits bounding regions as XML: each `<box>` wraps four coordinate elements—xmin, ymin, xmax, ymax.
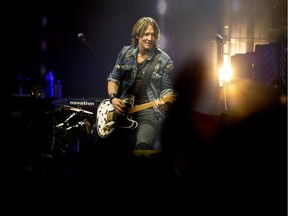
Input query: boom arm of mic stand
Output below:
<box><xmin>80</xmin><ymin>39</ymin><xmax>112</xmax><ymax>72</ymax></box>
<box><xmin>215</xmin><ymin>34</ymin><xmax>228</xmax><ymax>112</ymax></box>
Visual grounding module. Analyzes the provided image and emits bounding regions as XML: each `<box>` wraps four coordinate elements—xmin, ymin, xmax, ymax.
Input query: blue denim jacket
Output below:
<box><xmin>107</xmin><ymin>45</ymin><xmax>174</xmax><ymax>118</ymax></box>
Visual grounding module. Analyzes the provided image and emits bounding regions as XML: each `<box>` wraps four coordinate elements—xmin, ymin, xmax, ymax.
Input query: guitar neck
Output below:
<box><xmin>128</xmin><ymin>101</ymin><xmax>155</xmax><ymax>114</ymax></box>
<box><xmin>127</xmin><ymin>96</ymin><xmax>175</xmax><ymax>115</ymax></box>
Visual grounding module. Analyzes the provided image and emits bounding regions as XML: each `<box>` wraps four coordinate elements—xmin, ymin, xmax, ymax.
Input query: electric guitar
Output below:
<box><xmin>96</xmin><ymin>94</ymin><xmax>176</xmax><ymax>138</ymax></box>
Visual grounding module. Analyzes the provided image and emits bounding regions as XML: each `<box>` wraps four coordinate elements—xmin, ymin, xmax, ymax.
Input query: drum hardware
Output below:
<box><xmin>55</xmin><ymin>105</ymin><xmax>93</xmax><ymax>129</ymax></box>
<box><xmin>55</xmin><ymin>111</ymin><xmax>75</xmax><ymax>127</ymax></box>
<box><xmin>60</xmin><ymin>105</ymin><xmax>93</xmax><ymax>115</ymax></box>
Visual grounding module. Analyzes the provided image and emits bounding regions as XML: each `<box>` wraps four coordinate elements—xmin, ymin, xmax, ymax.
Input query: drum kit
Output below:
<box><xmin>55</xmin><ymin>105</ymin><xmax>93</xmax><ymax>130</ymax></box>
<box><xmin>51</xmin><ymin>104</ymin><xmax>95</xmax><ymax>155</ymax></box>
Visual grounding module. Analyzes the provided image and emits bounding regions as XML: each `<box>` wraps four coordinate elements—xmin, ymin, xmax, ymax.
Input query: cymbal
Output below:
<box><xmin>69</xmin><ymin>107</ymin><xmax>93</xmax><ymax>114</ymax></box>
<box><xmin>61</xmin><ymin>105</ymin><xmax>93</xmax><ymax>115</ymax></box>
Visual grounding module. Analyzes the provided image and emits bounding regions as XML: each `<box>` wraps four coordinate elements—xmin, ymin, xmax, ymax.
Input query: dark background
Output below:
<box><xmin>0</xmin><ymin>0</ymin><xmax>287</xmax><ymax>106</ymax></box>
<box><xmin>2</xmin><ymin>0</ymin><xmax>286</xmax><ymax>106</ymax></box>
<box><xmin>3</xmin><ymin>0</ymin><xmax>279</xmax><ymax>99</ymax></box>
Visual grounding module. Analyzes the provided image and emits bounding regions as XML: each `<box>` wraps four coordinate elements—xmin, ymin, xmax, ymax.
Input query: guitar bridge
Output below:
<box><xmin>103</xmin><ymin>122</ymin><xmax>115</xmax><ymax>132</ymax></box>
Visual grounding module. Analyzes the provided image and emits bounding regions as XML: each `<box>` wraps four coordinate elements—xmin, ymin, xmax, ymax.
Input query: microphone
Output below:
<box><xmin>215</xmin><ymin>34</ymin><xmax>223</xmax><ymax>40</ymax></box>
<box><xmin>77</xmin><ymin>33</ymin><xmax>86</xmax><ymax>43</ymax></box>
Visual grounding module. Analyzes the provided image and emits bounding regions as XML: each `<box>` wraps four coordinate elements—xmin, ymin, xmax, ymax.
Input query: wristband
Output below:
<box><xmin>109</xmin><ymin>93</ymin><xmax>117</xmax><ymax>103</ymax></box>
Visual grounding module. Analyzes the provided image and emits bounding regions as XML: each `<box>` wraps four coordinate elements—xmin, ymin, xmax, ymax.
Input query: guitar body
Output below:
<box><xmin>96</xmin><ymin>95</ymin><xmax>138</xmax><ymax>138</ymax></box>
<box><xmin>96</xmin><ymin>94</ymin><xmax>176</xmax><ymax>138</ymax></box>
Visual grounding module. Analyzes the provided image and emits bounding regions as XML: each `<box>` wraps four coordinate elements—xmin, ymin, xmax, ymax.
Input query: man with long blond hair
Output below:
<box><xmin>97</xmin><ymin>17</ymin><xmax>174</xmax><ymax>152</ymax></box>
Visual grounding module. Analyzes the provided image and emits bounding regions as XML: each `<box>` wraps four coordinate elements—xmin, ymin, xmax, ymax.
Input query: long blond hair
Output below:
<box><xmin>131</xmin><ymin>17</ymin><xmax>160</xmax><ymax>48</ymax></box>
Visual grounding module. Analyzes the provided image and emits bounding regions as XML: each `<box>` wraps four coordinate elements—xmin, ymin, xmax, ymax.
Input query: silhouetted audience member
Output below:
<box><xmin>160</xmin><ymin>55</ymin><xmax>287</xmax><ymax>215</ymax></box>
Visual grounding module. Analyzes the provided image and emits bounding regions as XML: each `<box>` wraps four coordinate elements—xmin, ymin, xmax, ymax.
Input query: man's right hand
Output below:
<box><xmin>111</xmin><ymin>98</ymin><xmax>126</xmax><ymax>116</ymax></box>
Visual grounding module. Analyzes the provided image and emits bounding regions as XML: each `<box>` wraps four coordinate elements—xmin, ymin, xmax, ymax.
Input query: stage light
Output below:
<box><xmin>218</xmin><ymin>55</ymin><xmax>233</xmax><ymax>87</ymax></box>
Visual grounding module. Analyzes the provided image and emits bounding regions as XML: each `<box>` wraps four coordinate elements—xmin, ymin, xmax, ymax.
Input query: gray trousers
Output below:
<box><xmin>130</xmin><ymin>108</ymin><xmax>159</xmax><ymax>150</ymax></box>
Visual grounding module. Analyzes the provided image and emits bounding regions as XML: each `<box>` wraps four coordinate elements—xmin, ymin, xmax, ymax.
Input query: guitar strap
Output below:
<box><xmin>132</xmin><ymin>53</ymin><xmax>160</xmax><ymax>97</ymax></box>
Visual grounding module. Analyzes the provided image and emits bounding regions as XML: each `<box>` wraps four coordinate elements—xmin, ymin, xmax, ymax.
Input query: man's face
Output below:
<box><xmin>138</xmin><ymin>25</ymin><xmax>156</xmax><ymax>52</ymax></box>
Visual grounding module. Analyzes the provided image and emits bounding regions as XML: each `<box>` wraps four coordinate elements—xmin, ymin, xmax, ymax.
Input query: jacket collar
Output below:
<box><xmin>132</xmin><ymin>46</ymin><xmax>157</xmax><ymax>61</ymax></box>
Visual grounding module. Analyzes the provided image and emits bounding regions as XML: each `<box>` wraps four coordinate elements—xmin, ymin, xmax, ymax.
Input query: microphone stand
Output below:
<box><xmin>216</xmin><ymin>34</ymin><xmax>228</xmax><ymax>113</ymax></box>
<box><xmin>78</xmin><ymin>33</ymin><xmax>112</xmax><ymax>72</ymax></box>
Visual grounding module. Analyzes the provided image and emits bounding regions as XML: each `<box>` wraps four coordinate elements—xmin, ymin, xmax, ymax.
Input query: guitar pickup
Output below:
<box><xmin>107</xmin><ymin>111</ymin><xmax>116</xmax><ymax>121</ymax></box>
